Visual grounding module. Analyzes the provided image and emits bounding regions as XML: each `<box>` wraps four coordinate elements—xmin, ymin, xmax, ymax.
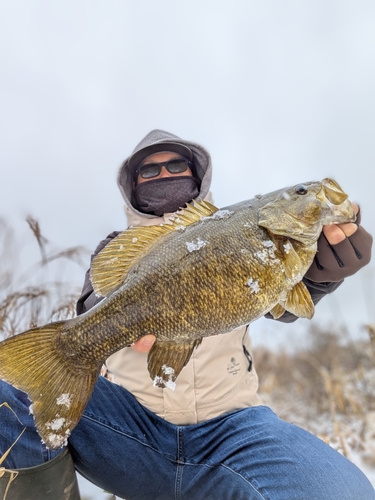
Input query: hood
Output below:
<box><xmin>117</xmin><ymin>129</ymin><xmax>212</xmax><ymax>220</ymax></box>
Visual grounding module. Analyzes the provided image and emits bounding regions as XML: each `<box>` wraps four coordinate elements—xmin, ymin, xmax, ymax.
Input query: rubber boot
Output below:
<box><xmin>0</xmin><ymin>447</ymin><xmax>81</xmax><ymax>500</ymax></box>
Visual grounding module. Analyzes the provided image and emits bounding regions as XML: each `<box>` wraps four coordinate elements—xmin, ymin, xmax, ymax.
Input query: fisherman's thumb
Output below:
<box><xmin>131</xmin><ymin>335</ymin><xmax>156</xmax><ymax>353</ymax></box>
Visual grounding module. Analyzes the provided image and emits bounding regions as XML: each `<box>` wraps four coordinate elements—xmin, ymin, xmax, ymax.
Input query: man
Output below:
<box><xmin>1</xmin><ymin>129</ymin><xmax>374</xmax><ymax>499</ymax></box>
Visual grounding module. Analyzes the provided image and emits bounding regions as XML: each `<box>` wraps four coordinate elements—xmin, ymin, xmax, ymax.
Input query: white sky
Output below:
<box><xmin>1</xmin><ymin>0</ymin><xmax>375</xmax><ymax>344</ymax></box>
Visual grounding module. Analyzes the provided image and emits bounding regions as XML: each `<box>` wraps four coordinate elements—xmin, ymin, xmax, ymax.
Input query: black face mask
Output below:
<box><xmin>133</xmin><ymin>176</ymin><xmax>200</xmax><ymax>216</ymax></box>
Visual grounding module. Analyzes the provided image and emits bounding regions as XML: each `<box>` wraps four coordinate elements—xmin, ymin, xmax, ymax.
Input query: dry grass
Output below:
<box><xmin>0</xmin><ymin>217</ymin><xmax>88</xmax><ymax>340</ymax></box>
<box><xmin>254</xmin><ymin>324</ymin><xmax>375</xmax><ymax>466</ymax></box>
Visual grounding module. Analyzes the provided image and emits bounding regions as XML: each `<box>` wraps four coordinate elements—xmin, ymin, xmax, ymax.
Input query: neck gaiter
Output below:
<box><xmin>133</xmin><ymin>176</ymin><xmax>200</xmax><ymax>216</ymax></box>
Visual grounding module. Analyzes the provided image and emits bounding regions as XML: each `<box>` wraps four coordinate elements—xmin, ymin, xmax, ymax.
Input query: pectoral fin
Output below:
<box><xmin>147</xmin><ymin>339</ymin><xmax>202</xmax><ymax>390</ymax></box>
<box><xmin>269</xmin><ymin>303</ymin><xmax>286</xmax><ymax>319</ymax></box>
<box><xmin>280</xmin><ymin>240</ymin><xmax>304</xmax><ymax>280</ymax></box>
<box><xmin>285</xmin><ymin>281</ymin><xmax>315</xmax><ymax>319</ymax></box>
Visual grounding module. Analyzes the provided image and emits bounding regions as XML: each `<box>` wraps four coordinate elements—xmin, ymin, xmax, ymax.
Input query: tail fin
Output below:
<box><xmin>0</xmin><ymin>323</ymin><xmax>99</xmax><ymax>450</ymax></box>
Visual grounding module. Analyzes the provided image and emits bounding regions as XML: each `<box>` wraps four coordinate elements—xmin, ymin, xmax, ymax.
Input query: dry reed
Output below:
<box><xmin>0</xmin><ymin>217</ymin><xmax>89</xmax><ymax>340</ymax></box>
<box><xmin>255</xmin><ymin>324</ymin><xmax>375</xmax><ymax>465</ymax></box>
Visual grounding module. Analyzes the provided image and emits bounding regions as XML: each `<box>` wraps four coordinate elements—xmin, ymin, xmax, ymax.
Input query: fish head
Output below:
<box><xmin>258</xmin><ymin>178</ymin><xmax>356</xmax><ymax>245</ymax></box>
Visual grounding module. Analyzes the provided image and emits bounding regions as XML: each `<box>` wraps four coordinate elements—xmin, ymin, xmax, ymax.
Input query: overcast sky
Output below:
<box><xmin>1</xmin><ymin>0</ymin><xmax>375</xmax><ymax>344</ymax></box>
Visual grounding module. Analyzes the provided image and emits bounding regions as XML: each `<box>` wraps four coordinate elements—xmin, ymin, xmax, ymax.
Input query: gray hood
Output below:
<box><xmin>117</xmin><ymin>129</ymin><xmax>212</xmax><ymax>219</ymax></box>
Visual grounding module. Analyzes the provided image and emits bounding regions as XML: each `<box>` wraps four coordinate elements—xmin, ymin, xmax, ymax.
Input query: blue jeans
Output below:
<box><xmin>1</xmin><ymin>377</ymin><xmax>374</xmax><ymax>500</ymax></box>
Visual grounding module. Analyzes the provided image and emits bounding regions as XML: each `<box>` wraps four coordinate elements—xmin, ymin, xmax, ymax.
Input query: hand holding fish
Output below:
<box><xmin>131</xmin><ymin>334</ymin><xmax>156</xmax><ymax>352</ymax></box>
<box><xmin>306</xmin><ymin>202</ymin><xmax>373</xmax><ymax>282</ymax></box>
<box><xmin>322</xmin><ymin>202</ymin><xmax>359</xmax><ymax>243</ymax></box>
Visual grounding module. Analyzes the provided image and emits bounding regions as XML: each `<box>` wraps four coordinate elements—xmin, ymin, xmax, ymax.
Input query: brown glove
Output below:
<box><xmin>305</xmin><ymin>209</ymin><xmax>373</xmax><ymax>282</ymax></box>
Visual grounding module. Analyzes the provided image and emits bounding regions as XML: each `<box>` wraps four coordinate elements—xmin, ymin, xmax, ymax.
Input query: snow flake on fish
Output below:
<box><xmin>282</xmin><ymin>191</ymin><xmax>291</xmax><ymax>200</ymax></box>
<box><xmin>132</xmin><ymin>238</ymin><xmax>138</xmax><ymax>243</ymax></box>
<box><xmin>186</xmin><ymin>238</ymin><xmax>208</xmax><ymax>252</ymax></box>
<box><xmin>262</xmin><ymin>240</ymin><xmax>277</xmax><ymax>258</ymax></box>
<box><xmin>254</xmin><ymin>249</ymin><xmax>269</xmax><ymax>263</ymax></box>
<box><xmin>47</xmin><ymin>434</ymin><xmax>64</xmax><ymax>448</ymax></box>
<box><xmin>255</xmin><ymin>240</ymin><xmax>279</xmax><ymax>264</ymax></box>
<box><xmin>153</xmin><ymin>376</ymin><xmax>176</xmax><ymax>391</ymax></box>
<box><xmin>245</xmin><ymin>278</ymin><xmax>260</xmax><ymax>294</ymax></box>
<box><xmin>44</xmin><ymin>429</ymin><xmax>71</xmax><ymax>449</ymax></box>
<box><xmin>119</xmin><ymin>245</ymin><xmax>124</xmax><ymax>251</ymax></box>
<box><xmin>202</xmin><ymin>209</ymin><xmax>233</xmax><ymax>221</ymax></box>
<box><xmin>263</xmin><ymin>240</ymin><xmax>274</xmax><ymax>249</ymax></box>
<box><xmin>56</xmin><ymin>393</ymin><xmax>72</xmax><ymax>408</ymax></box>
<box><xmin>283</xmin><ymin>242</ymin><xmax>292</xmax><ymax>254</ymax></box>
<box><xmin>29</xmin><ymin>404</ymin><xmax>34</xmax><ymax>415</ymax></box>
<box><xmin>104</xmin><ymin>257</ymin><xmax>118</xmax><ymax>266</ymax></box>
<box><xmin>243</xmin><ymin>221</ymin><xmax>255</xmax><ymax>228</ymax></box>
<box><xmin>153</xmin><ymin>365</ymin><xmax>177</xmax><ymax>391</ymax></box>
<box><xmin>214</xmin><ymin>209</ymin><xmax>233</xmax><ymax>219</ymax></box>
<box><xmin>162</xmin><ymin>365</ymin><xmax>175</xmax><ymax>376</ymax></box>
<box><xmin>46</xmin><ymin>417</ymin><xmax>66</xmax><ymax>431</ymax></box>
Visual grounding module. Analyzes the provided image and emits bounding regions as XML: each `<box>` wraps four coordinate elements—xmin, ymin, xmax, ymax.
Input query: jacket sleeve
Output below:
<box><xmin>265</xmin><ymin>208</ymin><xmax>372</xmax><ymax>324</ymax></box>
<box><xmin>76</xmin><ymin>231</ymin><xmax>121</xmax><ymax>316</ymax></box>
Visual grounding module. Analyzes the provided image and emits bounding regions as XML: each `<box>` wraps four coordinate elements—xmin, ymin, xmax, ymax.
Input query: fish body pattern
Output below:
<box><xmin>0</xmin><ymin>179</ymin><xmax>355</xmax><ymax>449</ymax></box>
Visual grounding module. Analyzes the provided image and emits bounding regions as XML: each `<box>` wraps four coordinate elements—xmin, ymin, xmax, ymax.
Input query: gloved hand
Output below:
<box><xmin>305</xmin><ymin>204</ymin><xmax>373</xmax><ymax>282</ymax></box>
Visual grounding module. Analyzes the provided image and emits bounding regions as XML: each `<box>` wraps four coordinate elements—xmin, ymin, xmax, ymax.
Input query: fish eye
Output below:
<box><xmin>295</xmin><ymin>185</ymin><xmax>308</xmax><ymax>195</ymax></box>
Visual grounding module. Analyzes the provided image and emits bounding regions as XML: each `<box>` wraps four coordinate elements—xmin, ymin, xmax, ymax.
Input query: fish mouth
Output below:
<box><xmin>318</xmin><ymin>178</ymin><xmax>349</xmax><ymax>205</ymax></box>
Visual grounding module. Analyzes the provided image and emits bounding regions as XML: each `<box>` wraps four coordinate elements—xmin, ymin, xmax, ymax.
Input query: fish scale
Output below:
<box><xmin>0</xmin><ymin>178</ymin><xmax>356</xmax><ymax>449</ymax></box>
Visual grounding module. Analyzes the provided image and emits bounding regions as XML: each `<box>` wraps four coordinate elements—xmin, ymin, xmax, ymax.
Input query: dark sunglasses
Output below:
<box><xmin>135</xmin><ymin>158</ymin><xmax>192</xmax><ymax>180</ymax></box>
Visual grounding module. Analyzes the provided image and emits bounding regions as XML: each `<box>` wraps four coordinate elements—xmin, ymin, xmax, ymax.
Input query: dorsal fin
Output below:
<box><xmin>169</xmin><ymin>199</ymin><xmax>218</xmax><ymax>226</ymax></box>
<box><xmin>90</xmin><ymin>199</ymin><xmax>219</xmax><ymax>297</ymax></box>
<box><xmin>90</xmin><ymin>225</ymin><xmax>174</xmax><ymax>297</ymax></box>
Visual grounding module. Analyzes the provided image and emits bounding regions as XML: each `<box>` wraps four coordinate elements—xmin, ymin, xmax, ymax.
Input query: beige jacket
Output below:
<box><xmin>105</xmin><ymin>206</ymin><xmax>262</xmax><ymax>425</ymax></box>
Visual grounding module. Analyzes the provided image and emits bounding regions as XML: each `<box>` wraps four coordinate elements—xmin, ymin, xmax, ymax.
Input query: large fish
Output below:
<box><xmin>0</xmin><ymin>178</ymin><xmax>355</xmax><ymax>449</ymax></box>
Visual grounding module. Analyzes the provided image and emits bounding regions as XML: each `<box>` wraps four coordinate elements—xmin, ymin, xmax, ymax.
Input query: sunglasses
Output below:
<box><xmin>135</xmin><ymin>158</ymin><xmax>192</xmax><ymax>180</ymax></box>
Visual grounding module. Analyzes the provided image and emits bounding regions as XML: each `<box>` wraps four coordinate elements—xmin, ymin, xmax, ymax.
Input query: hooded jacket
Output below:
<box><xmin>77</xmin><ymin>129</ymin><xmax>371</xmax><ymax>424</ymax></box>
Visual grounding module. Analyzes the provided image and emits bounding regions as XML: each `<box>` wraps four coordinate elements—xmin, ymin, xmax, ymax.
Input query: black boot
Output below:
<box><xmin>0</xmin><ymin>448</ymin><xmax>81</xmax><ymax>499</ymax></box>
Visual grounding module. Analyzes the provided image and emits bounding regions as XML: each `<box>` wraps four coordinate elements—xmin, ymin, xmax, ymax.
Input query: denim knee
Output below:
<box><xmin>0</xmin><ymin>379</ymin><xmax>61</xmax><ymax>468</ymax></box>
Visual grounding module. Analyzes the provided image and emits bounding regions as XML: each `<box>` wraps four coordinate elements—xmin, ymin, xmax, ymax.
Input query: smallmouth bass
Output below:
<box><xmin>0</xmin><ymin>178</ymin><xmax>356</xmax><ymax>449</ymax></box>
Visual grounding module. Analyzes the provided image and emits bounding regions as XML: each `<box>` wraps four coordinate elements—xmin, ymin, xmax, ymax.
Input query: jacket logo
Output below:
<box><xmin>227</xmin><ymin>357</ymin><xmax>241</xmax><ymax>376</ymax></box>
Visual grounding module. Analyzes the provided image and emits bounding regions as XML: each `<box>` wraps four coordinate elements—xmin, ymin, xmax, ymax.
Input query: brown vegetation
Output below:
<box><xmin>0</xmin><ymin>217</ymin><xmax>88</xmax><ymax>339</ymax></box>
<box><xmin>255</xmin><ymin>324</ymin><xmax>375</xmax><ymax>467</ymax></box>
